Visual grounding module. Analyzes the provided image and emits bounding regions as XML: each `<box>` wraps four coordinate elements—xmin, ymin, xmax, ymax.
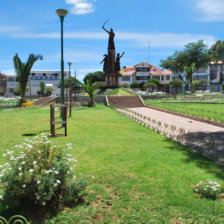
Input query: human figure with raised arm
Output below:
<box><xmin>100</xmin><ymin>54</ymin><xmax>108</xmax><ymax>73</ymax></box>
<box><xmin>115</xmin><ymin>52</ymin><xmax>125</xmax><ymax>74</ymax></box>
<box><xmin>102</xmin><ymin>23</ymin><xmax>115</xmax><ymax>50</ymax></box>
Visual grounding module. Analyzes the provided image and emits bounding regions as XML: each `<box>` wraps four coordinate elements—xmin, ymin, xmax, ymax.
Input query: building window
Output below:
<box><xmin>32</xmin><ymin>73</ymin><xmax>35</xmax><ymax>76</ymax></box>
<box><xmin>136</xmin><ymin>67</ymin><xmax>150</xmax><ymax>72</ymax></box>
<box><xmin>161</xmin><ymin>76</ymin><xmax>164</xmax><ymax>81</ymax></box>
<box><xmin>152</xmin><ymin>76</ymin><xmax>160</xmax><ymax>80</ymax></box>
<box><xmin>122</xmin><ymin>76</ymin><xmax>130</xmax><ymax>81</ymax></box>
<box><xmin>43</xmin><ymin>73</ymin><xmax>46</xmax><ymax>76</ymax></box>
<box><xmin>166</xmin><ymin>75</ymin><xmax>170</xmax><ymax>80</ymax></box>
<box><xmin>136</xmin><ymin>76</ymin><xmax>149</xmax><ymax>80</ymax></box>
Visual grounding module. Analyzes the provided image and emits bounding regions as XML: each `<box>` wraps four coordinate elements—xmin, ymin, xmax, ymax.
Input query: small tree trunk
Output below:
<box><xmin>89</xmin><ymin>96</ymin><xmax>96</xmax><ymax>107</ymax></box>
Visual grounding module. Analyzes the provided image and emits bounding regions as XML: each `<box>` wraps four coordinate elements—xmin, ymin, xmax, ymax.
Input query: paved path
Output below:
<box><xmin>119</xmin><ymin>107</ymin><xmax>224</xmax><ymax>165</ymax></box>
<box><xmin>130</xmin><ymin>107</ymin><xmax>224</xmax><ymax>133</ymax></box>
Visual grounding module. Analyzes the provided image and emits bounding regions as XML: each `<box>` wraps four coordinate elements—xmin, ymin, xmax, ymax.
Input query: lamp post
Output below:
<box><xmin>68</xmin><ymin>62</ymin><xmax>72</xmax><ymax>78</ymax></box>
<box><xmin>56</xmin><ymin>9</ymin><xmax>68</xmax><ymax>105</ymax></box>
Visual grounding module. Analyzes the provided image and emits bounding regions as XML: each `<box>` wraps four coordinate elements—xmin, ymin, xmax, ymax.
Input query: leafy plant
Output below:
<box><xmin>194</xmin><ymin>180</ymin><xmax>223</xmax><ymax>200</ymax></box>
<box><xmin>13</xmin><ymin>54</ymin><xmax>43</xmax><ymax>105</ymax></box>
<box><xmin>121</xmin><ymin>83</ymin><xmax>130</xmax><ymax>88</ymax></box>
<box><xmin>0</xmin><ymin>135</ymin><xmax>87</xmax><ymax>213</ymax></box>
<box><xmin>130</xmin><ymin>82</ymin><xmax>139</xmax><ymax>89</ymax></box>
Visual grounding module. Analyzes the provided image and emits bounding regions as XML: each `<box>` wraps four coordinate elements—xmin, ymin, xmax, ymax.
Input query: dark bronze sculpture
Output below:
<box><xmin>115</xmin><ymin>52</ymin><xmax>125</xmax><ymax>74</ymax></box>
<box><xmin>100</xmin><ymin>54</ymin><xmax>108</xmax><ymax>73</ymax></box>
<box><xmin>101</xmin><ymin>20</ymin><xmax>124</xmax><ymax>87</ymax></box>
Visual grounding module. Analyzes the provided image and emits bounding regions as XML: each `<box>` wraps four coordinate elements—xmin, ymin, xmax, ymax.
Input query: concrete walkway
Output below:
<box><xmin>118</xmin><ymin>107</ymin><xmax>224</xmax><ymax>165</ymax></box>
<box><xmin>130</xmin><ymin>107</ymin><xmax>224</xmax><ymax>133</ymax></box>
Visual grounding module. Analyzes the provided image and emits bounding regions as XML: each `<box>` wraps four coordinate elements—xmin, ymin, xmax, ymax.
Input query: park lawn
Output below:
<box><xmin>1</xmin><ymin>106</ymin><xmax>224</xmax><ymax>223</ymax></box>
<box><xmin>145</xmin><ymin>100</ymin><xmax>224</xmax><ymax>123</ymax></box>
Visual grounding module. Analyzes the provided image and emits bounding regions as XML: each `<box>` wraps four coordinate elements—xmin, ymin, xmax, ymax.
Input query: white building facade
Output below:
<box><xmin>120</xmin><ymin>62</ymin><xmax>172</xmax><ymax>86</ymax></box>
<box><xmin>29</xmin><ymin>71</ymin><xmax>69</xmax><ymax>96</ymax></box>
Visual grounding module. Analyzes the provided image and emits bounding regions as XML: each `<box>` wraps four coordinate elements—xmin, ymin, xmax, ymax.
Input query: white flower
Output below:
<box><xmin>33</xmin><ymin>161</ymin><xmax>37</xmax><ymax>165</ymax></box>
<box><xmin>29</xmin><ymin>169</ymin><xmax>34</xmax><ymax>173</ymax></box>
<box><xmin>0</xmin><ymin>195</ymin><xmax>3</xmax><ymax>200</ymax></box>
<box><xmin>66</xmin><ymin>143</ymin><xmax>72</xmax><ymax>147</ymax></box>
<box><xmin>42</xmin><ymin>202</ymin><xmax>46</xmax><ymax>206</ymax></box>
<box><xmin>19</xmin><ymin>173</ymin><xmax>22</xmax><ymax>176</ymax></box>
<box><xmin>36</xmin><ymin>195</ymin><xmax>40</xmax><ymax>200</ymax></box>
<box><xmin>54</xmin><ymin>183</ymin><xmax>58</xmax><ymax>187</ymax></box>
<box><xmin>37</xmin><ymin>180</ymin><xmax>41</xmax><ymax>184</ymax></box>
<box><xmin>22</xmin><ymin>184</ymin><xmax>26</xmax><ymax>188</ymax></box>
<box><xmin>54</xmin><ymin>171</ymin><xmax>59</xmax><ymax>175</ymax></box>
<box><xmin>21</xmin><ymin>161</ymin><xmax>26</xmax><ymax>165</ymax></box>
<box><xmin>18</xmin><ymin>167</ymin><xmax>22</xmax><ymax>171</ymax></box>
<box><xmin>56</xmin><ymin>180</ymin><xmax>61</xmax><ymax>184</ymax></box>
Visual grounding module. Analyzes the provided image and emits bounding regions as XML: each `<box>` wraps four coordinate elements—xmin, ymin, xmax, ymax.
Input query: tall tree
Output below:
<box><xmin>209</xmin><ymin>40</ymin><xmax>224</xmax><ymax>62</ymax></box>
<box><xmin>160</xmin><ymin>40</ymin><xmax>211</xmax><ymax>91</ymax></box>
<box><xmin>83</xmin><ymin>71</ymin><xmax>104</xmax><ymax>84</ymax></box>
<box><xmin>13</xmin><ymin>54</ymin><xmax>43</xmax><ymax>104</ymax></box>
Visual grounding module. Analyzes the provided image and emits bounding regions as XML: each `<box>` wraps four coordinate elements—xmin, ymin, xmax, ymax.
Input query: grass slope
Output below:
<box><xmin>1</xmin><ymin>106</ymin><xmax>224</xmax><ymax>223</ymax></box>
<box><xmin>145</xmin><ymin>100</ymin><xmax>224</xmax><ymax>123</ymax></box>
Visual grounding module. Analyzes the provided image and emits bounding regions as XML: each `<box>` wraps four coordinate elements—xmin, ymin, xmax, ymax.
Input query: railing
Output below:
<box><xmin>1</xmin><ymin>214</ymin><xmax>224</xmax><ymax>223</ymax></box>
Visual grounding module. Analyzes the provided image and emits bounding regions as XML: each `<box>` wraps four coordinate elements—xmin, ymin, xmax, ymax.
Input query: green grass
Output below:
<box><xmin>1</xmin><ymin>106</ymin><xmax>224</xmax><ymax>223</ymax></box>
<box><xmin>145</xmin><ymin>100</ymin><xmax>224</xmax><ymax>123</ymax></box>
<box><xmin>105</xmin><ymin>87</ymin><xmax>137</xmax><ymax>96</ymax></box>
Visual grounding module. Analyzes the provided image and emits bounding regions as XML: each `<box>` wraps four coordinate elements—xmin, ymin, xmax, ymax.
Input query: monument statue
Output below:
<box><xmin>101</xmin><ymin>20</ymin><xmax>124</xmax><ymax>87</ymax></box>
<box><xmin>102</xmin><ymin>21</ymin><xmax>115</xmax><ymax>50</ymax></box>
<box><xmin>100</xmin><ymin>54</ymin><xmax>108</xmax><ymax>73</ymax></box>
<box><xmin>115</xmin><ymin>52</ymin><xmax>125</xmax><ymax>74</ymax></box>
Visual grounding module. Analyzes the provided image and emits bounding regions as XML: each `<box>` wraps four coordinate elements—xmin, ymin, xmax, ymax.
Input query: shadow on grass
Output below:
<box><xmin>22</xmin><ymin>126</ymin><xmax>64</xmax><ymax>137</ymax></box>
<box><xmin>163</xmin><ymin>132</ymin><xmax>224</xmax><ymax>180</ymax></box>
<box><xmin>0</xmin><ymin>197</ymin><xmax>86</xmax><ymax>224</ymax></box>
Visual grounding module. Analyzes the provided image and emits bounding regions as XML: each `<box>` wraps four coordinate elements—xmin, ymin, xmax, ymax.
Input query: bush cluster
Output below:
<box><xmin>0</xmin><ymin>135</ymin><xmax>87</xmax><ymax>212</ymax></box>
<box><xmin>194</xmin><ymin>180</ymin><xmax>223</xmax><ymax>200</ymax></box>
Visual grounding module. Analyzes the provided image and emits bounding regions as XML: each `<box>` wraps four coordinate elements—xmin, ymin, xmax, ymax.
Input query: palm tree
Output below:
<box><xmin>74</xmin><ymin>79</ymin><xmax>104</xmax><ymax>107</ymax></box>
<box><xmin>13</xmin><ymin>54</ymin><xmax>43</xmax><ymax>104</ymax></box>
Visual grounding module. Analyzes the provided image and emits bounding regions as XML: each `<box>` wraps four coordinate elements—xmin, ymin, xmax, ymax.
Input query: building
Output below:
<box><xmin>29</xmin><ymin>71</ymin><xmax>69</xmax><ymax>96</ymax></box>
<box><xmin>120</xmin><ymin>62</ymin><xmax>172</xmax><ymax>86</ymax></box>
<box><xmin>0</xmin><ymin>71</ymin><xmax>69</xmax><ymax>97</ymax></box>
<box><xmin>5</xmin><ymin>75</ymin><xmax>18</xmax><ymax>96</ymax></box>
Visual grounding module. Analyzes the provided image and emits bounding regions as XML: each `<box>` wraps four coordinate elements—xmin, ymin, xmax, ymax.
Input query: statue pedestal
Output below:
<box><xmin>105</xmin><ymin>73</ymin><xmax>121</xmax><ymax>88</ymax></box>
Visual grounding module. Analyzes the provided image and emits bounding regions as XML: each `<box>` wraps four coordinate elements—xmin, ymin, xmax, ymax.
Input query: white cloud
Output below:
<box><xmin>0</xmin><ymin>26</ymin><xmax>22</xmax><ymax>34</ymax></box>
<box><xmin>116</xmin><ymin>32</ymin><xmax>216</xmax><ymax>48</ymax></box>
<box><xmin>65</xmin><ymin>0</ymin><xmax>95</xmax><ymax>15</ymax></box>
<box><xmin>196</xmin><ymin>0</ymin><xmax>224</xmax><ymax>21</ymax></box>
<box><xmin>12</xmin><ymin>31</ymin><xmax>216</xmax><ymax>48</ymax></box>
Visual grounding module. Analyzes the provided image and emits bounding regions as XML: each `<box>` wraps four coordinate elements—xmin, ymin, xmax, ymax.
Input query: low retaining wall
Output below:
<box><xmin>72</xmin><ymin>95</ymin><xmax>106</xmax><ymax>104</ymax></box>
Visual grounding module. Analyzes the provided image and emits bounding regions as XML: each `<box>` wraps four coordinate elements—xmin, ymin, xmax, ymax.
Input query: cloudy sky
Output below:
<box><xmin>1</xmin><ymin>0</ymin><xmax>224</xmax><ymax>80</ymax></box>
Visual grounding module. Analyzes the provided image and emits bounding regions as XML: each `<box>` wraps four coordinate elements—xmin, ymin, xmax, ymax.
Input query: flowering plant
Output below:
<box><xmin>194</xmin><ymin>180</ymin><xmax>223</xmax><ymax>200</ymax></box>
<box><xmin>21</xmin><ymin>101</ymin><xmax>34</xmax><ymax>107</ymax></box>
<box><xmin>0</xmin><ymin>135</ymin><xmax>87</xmax><ymax>212</ymax></box>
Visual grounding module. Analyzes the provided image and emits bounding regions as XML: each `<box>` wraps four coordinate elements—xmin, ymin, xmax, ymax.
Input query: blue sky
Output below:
<box><xmin>1</xmin><ymin>0</ymin><xmax>224</xmax><ymax>80</ymax></box>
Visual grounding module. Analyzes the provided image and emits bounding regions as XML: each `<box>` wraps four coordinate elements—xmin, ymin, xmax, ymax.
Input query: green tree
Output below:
<box><xmin>130</xmin><ymin>82</ymin><xmax>139</xmax><ymax>89</ymax></box>
<box><xmin>13</xmin><ymin>54</ymin><xmax>43</xmax><ymax>104</ymax></box>
<box><xmin>83</xmin><ymin>71</ymin><xmax>104</xmax><ymax>84</ymax></box>
<box><xmin>45</xmin><ymin>87</ymin><xmax>54</xmax><ymax>96</ymax></box>
<box><xmin>57</xmin><ymin>76</ymin><xmax>78</xmax><ymax>88</ymax></box>
<box><xmin>39</xmin><ymin>82</ymin><xmax>46</xmax><ymax>97</ymax></box>
<box><xmin>160</xmin><ymin>40</ymin><xmax>211</xmax><ymax>91</ymax></box>
<box><xmin>147</xmin><ymin>78</ymin><xmax>160</xmax><ymax>86</ymax></box>
<box><xmin>0</xmin><ymin>88</ymin><xmax>4</xmax><ymax>96</ymax></box>
<box><xmin>74</xmin><ymin>79</ymin><xmax>96</xmax><ymax>107</ymax></box>
<box><xmin>209</xmin><ymin>40</ymin><xmax>224</xmax><ymax>62</ymax></box>
<box><xmin>144</xmin><ymin>82</ymin><xmax>157</xmax><ymax>95</ymax></box>
<box><xmin>169</xmin><ymin>79</ymin><xmax>184</xmax><ymax>94</ymax></box>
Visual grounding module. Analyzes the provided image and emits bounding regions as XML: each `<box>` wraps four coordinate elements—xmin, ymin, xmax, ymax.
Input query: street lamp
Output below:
<box><xmin>68</xmin><ymin>62</ymin><xmax>72</xmax><ymax>78</ymax></box>
<box><xmin>56</xmin><ymin>9</ymin><xmax>68</xmax><ymax>105</ymax></box>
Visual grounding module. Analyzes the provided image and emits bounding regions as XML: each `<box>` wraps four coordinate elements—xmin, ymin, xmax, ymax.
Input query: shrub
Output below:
<box><xmin>21</xmin><ymin>101</ymin><xmax>34</xmax><ymax>107</ymax></box>
<box><xmin>147</xmin><ymin>78</ymin><xmax>160</xmax><ymax>86</ymax></box>
<box><xmin>0</xmin><ymin>89</ymin><xmax>4</xmax><ymax>96</ymax></box>
<box><xmin>130</xmin><ymin>82</ymin><xmax>139</xmax><ymax>88</ymax></box>
<box><xmin>0</xmin><ymin>135</ymin><xmax>87</xmax><ymax>212</ymax></box>
<box><xmin>121</xmin><ymin>83</ymin><xmax>130</xmax><ymax>88</ymax></box>
<box><xmin>194</xmin><ymin>180</ymin><xmax>223</xmax><ymax>200</ymax></box>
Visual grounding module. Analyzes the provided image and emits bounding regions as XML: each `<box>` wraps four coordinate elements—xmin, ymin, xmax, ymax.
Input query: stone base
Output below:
<box><xmin>105</xmin><ymin>73</ymin><xmax>121</xmax><ymax>88</ymax></box>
